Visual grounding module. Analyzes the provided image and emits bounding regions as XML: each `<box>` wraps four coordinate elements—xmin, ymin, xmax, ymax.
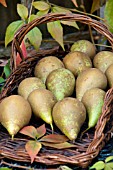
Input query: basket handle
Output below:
<box><xmin>11</xmin><ymin>13</ymin><xmax>113</xmax><ymax>70</ymax></box>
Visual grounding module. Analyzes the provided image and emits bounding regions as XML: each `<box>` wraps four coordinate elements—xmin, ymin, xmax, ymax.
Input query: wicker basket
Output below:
<box><xmin>1</xmin><ymin>13</ymin><xmax>113</xmax><ymax>169</ymax></box>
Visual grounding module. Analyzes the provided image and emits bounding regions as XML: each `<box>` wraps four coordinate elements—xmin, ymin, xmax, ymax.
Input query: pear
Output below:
<box><xmin>46</xmin><ymin>68</ymin><xmax>75</xmax><ymax>101</ymax></box>
<box><xmin>76</xmin><ymin>68</ymin><xmax>107</xmax><ymax>101</ymax></box>
<box><xmin>52</xmin><ymin>97</ymin><xmax>86</xmax><ymax>140</ymax></box>
<box><xmin>28</xmin><ymin>89</ymin><xmax>57</xmax><ymax>131</ymax></box>
<box><xmin>105</xmin><ymin>64</ymin><xmax>113</xmax><ymax>88</ymax></box>
<box><xmin>0</xmin><ymin>95</ymin><xmax>32</xmax><ymax>138</ymax></box>
<box><xmin>34</xmin><ymin>56</ymin><xmax>64</xmax><ymax>83</ymax></box>
<box><xmin>81</xmin><ymin>88</ymin><xmax>105</xmax><ymax>132</ymax></box>
<box><xmin>93</xmin><ymin>51</ymin><xmax>113</xmax><ymax>73</ymax></box>
<box><xmin>63</xmin><ymin>51</ymin><xmax>92</xmax><ymax>77</ymax></box>
<box><xmin>70</xmin><ymin>40</ymin><xmax>96</xmax><ymax>60</ymax></box>
<box><xmin>18</xmin><ymin>77</ymin><xmax>46</xmax><ymax>99</ymax></box>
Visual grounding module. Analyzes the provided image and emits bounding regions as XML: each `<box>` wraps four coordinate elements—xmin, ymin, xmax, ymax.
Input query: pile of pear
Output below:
<box><xmin>0</xmin><ymin>39</ymin><xmax>113</xmax><ymax>141</ymax></box>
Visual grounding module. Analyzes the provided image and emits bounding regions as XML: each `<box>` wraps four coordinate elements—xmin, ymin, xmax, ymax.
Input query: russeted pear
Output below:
<box><xmin>105</xmin><ymin>64</ymin><xmax>113</xmax><ymax>88</ymax></box>
<box><xmin>18</xmin><ymin>77</ymin><xmax>46</xmax><ymax>99</ymax></box>
<box><xmin>34</xmin><ymin>56</ymin><xmax>64</xmax><ymax>83</ymax></box>
<box><xmin>76</xmin><ymin>68</ymin><xmax>107</xmax><ymax>101</ymax></box>
<box><xmin>70</xmin><ymin>40</ymin><xmax>96</xmax><ymax>60</ymax></box>
<box><xmin>28</xmin><ymin>89</ymin><xmax>57</xmax><ymax>131</ymax></box>
<box><xmin>81</xmin><ymin>88</ymin><xmax>105</xmax><ymax>132</ymax></box>
<box><xmin>93</xmin><ymin>51</ymin><xmax>113</xmax><ymax>73</ymax></box>
<box><xmin>63</xmin><ymin>51</ymin><xmax>92</xmax><ymax>77</ymax></box>
<box><xmin>0</xmin><ymin>95</ymin><xmax>32</xmax><ymax>138</ymax></box>
<box><xmin>52</xmin><ymin>97</ymin><xmax>86</xmax><ymax>140</ymax></box>
<box><xmin>46</xmin><ymin>68</ymin><xmax>75</xmax><ymax>101</ymax></box>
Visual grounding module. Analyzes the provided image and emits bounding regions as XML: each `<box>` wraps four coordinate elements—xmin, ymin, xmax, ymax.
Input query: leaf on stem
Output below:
<box><xmin>47</xmin><ymin>21</ymin><xmax>64</xmax><ymax>50</ymax></box>
<box><xmin>17</xmin><ymin>4</ymin><xmax>28</xmax><ymax>20</ymax></box>
<box><xmin>89</xmin><ymin>161</ymin><xmax>105</xmax><ymax>170</ymax></box>
<box><xmin>61</xmin><ymin>21</ymin><xmax>79</xmax><ymax>30</ymax></box>
<box><xmin>33</xmin><ymin>1</ymin><xmax>50</xmax><ymax>11</ymax></box>
<box><xmin>25</xmin><ymin>140</ymin><xmax>42</xmax><ymax>163</ymax></box>
<box><xmin>105</xmin><ymin>156</ymin><xmax>113</xmax><ymax>163</ymax></box>
<box><xmin>19</xmin><ymin>126</ymin><xmax>38</xmax><ymax>139</ymax></box>
<box><xmin>36</xmin><ymin>124</ymin><xmax>46</xmax><ymax>139</ymax></box>
<box><xmin>0</xmin><ymin>0</ymin><xmax>7</xmax><ymax>7</ymax></box>
<box><xmin>52</xmin><ymin>6</ymin><xmax>71</xmax><ymax>14</ymax></box>
<box><xmin>36</xmin><ymin>9</ymin><xmax>49</xmax><ymax>17</ymax></box>
<box><xmin>71</xmin><ymin>0</ymin><xmax>78</xmax><ymax>7</ymax></box>
<box><xmin>40</xmin><ymin>134</ymin><xmax>68</xmax><ymax>143</ymax></box>
<box><xmin>41</xmin><ymin>142</ymin><xmax>76</xmax><ymax>149</ymax></box>
<box><xmin>5</xmin><ymin>20</ymin><xmax>24</xmax><ymax>47</ymax></box>
<box><xmin>0</xmin><ymin>77</ymin><xmax>5</xmax><ymax>84</ymax></box>
<box><xmin>3</xmin><ymin>60</ymin><xmax>11</xmax><ymax>78</ymax></box>
<box><xmin>91</xmin><ymin>0</ymin><xmax>100</xmax><ymax>13</ymax></box>
<box><xmin>26</xmin><ymin>27</ymin><xmax>42</xmax><ymax>51</ymax></box>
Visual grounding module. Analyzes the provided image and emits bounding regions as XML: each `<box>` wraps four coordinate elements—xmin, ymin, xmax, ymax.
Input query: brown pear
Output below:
<box><xmin>52</xmin><ymin>97</ymin><xmax>86</xmax><ymax>140</ymax></box>
<box><xmin>28</xmin><ymin>89</ymin><xmax>57</xmax><ymax>130</ymax></box>
<box><xmin>34</xmin><ymin>56</ymin><xmax>64</xmax><ymax>83</ymax></box>
<box><xmin>18</xmin><ymin>77</ymin><xmax>46</xmax><ymax>99</ymax></box>
<box><xmin>0</xmin><ymin>95</ymin><xmax>32</xmax><ymax>138</ymax></box>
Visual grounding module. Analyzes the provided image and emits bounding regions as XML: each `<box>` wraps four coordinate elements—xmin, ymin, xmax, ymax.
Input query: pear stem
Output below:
<box><xmin>11</xmin><ymin>134</ymin><xmax>14</xmax><ymax>140</ymax></box>
<box><xmin>50</xmin><ymin>123</ymin><xmax>54</xmax><ymax>134</ymax></box>
<box><xmin>80</xmin><ymin>127</ymin><xmax>90</xmax><ymax>140</ymax></box>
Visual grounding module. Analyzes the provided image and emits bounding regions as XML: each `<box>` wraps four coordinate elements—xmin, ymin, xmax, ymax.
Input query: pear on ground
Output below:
<box><xmin>46</xmin><ymin>68</ymin><xmax>75</xmax><ymax>101</ymax></box>
<box><xmin>70</xmin><ymin>40</ymin><xmax>96</xmax><ymax>60</ymax></box>
<box><xmin>52</xmin><ymin>97</ymin><xmax>86</xmax><ymax>140</ymax></box>
<box><xmin>105</xmin><ymin>64</ymin><xmax>113</xmax><ymax>88</ymax></box>
<box><xmin>34</xmin><ymin>56</ymin><xmax>64</xmax><ymax>83</ymax></box>
<box><xmin>76</xmin><ymin>68</ymin><xmax>107</xmax><ymax>101</ymax></box>
<box><xmin>93</xmin><ymin>51</ymin><xmax>113</xmax><ymax>73</ymax></box>
<box><xmin>0</xmin><ymin>95</ymin><xmax>32</xmax><ymax>138</ymax></box>
<box><xmin>28</xmin><ymin>89</ymin><xmax>57</xmax><ymax>131</ymax></box>
<box><xmin>81</xmin><ymin>88</ymin><xmax>105</xmax><ymax>132</ymax></box>
<box><xmin>18</xmin><ymin>77</ymin><xmax>46</xmax><ymax>99</ymax></box>
<box><xmin>63</xmin><ymin>51</ymin><xmax>92</xmax><ymax>77</ymax></box>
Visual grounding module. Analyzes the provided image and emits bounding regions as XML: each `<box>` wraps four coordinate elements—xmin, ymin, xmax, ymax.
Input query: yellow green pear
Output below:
<box><xmin>46</xmin><ymin>68</ymin><xmax>75</xmax><ymax>101</ymax></box>
<box><xmin>28</xmin><ymin>89</ymin><xmax>57</xmax><ymax>130</ymax></box>
<box><xmin>18</xmin><ymin>77</ymin><xmax>46</xmax><ymax>99</ymax></box>
<box><xmin>52</xmin><ymin>97</ymin><xmax>86</xmax><ymax>140</ymax></box>
<box><xmin>105</xmin><ymin>64</ymin><xmax>113</xmax><ymax>88</ymax></box>
<box><xmin>0</xmin><ymin>95</ymin><xmax>32</xmax><ymax>138</ymax></box>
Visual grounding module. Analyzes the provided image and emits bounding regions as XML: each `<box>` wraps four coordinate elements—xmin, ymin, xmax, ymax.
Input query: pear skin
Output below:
<box><xmin>0</xmin><ymin>95</ymin><xmax>32</xmax><ymax>138</ymax></box>
<box><xmin>82</xmin><ymin>88</ymin><xmax>105</xmax><ymax>130</ymax></box>
<box><xmin>28</xmin><ymin>89</ymin><xmax>57</xmax><ymax>130</ymax></box>
<box><xmin>52</xmin><ymin>97</ymin><xmax>86</xmax><ymax>140</ymax></box>
<box><xmin>105</xmin><ymin>64</ymin><xmax>113</xmax><ymax>88</ymax></box>
<box><xmin>46</xmin><ymin>68</ymin><xmax>75</xmax><ymax>101</ymax></box>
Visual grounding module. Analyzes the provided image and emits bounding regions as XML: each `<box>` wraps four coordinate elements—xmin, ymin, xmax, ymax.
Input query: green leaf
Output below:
<box><xmin>17</xmin><ymin>4</ymin><xmax>28</xmax><ymax>20</ymax></box>
<box><xmin>104</xmin><ymin>164</ymin><xmax>112</xmax><ymax>170</ymax></box>
<box><xmin>26</xmin><ymin>27</ymin><xmax>42</xmax><ymax>51</ymax></box>
<box><xmin>91</xmin><ymin>0</ymin><xmax>100</xmax><ymax>14</ymax></box>
<box><xmin>33</xmin><ymin>1</ymin><xmax>50</xmax><ymax>11</ymax></box>
<box><xmin>29</xmin><ymin>14</ymin><xmax>38</xmax><ymax>22</ymax></box>
<box><xmin>89</xmin><ymin>161</ymin><xmax>105</xmax><ymax>170</ymax></box>
<box><xmin>36</xmin><ymin>9</ymin><xmax>49</xmax><ymax>17</ymax></box>
<box><xmin>52</xmin><ymin>6</ymin><xmax>71</xmax><ymax>14</ymax></box>
<box><xmin>19</xmin><ymin>126</ymin><xmax>38</xmax><ymax>139</ymax></box>
<box><xmin>0</xmin><ymin>168</ymin><xmax>12</xmax><ymax>170</ymax></box>
<box><xmin>36</xmin><ymin>124</ymin><xmax>46</xmax><ymax>139</ymax></box>
<box><xmin>104</xmin><ymin>0</ymin><xmax>113</xmax><ymax>33</ymax></box>
<box><xmin>105</xmin><ymin>156</ymin><xmax>113</xmax><ymax>163</ymax></box>
<box><xmin>5</xmin><ymin>20</ymin><xmax>24</xmax><ymax>47</ymax></box>
<box><xmin>0</xmin><ymin>77</ymin><xmax>5</xmax><ymax>84</ymax></box>
<box><xmin>107</xmin><ymin>163</ymin><xmax>113</xmax><ymax>168</ymax></box>
<box><xmin>59</xmin><ymin>165</ymin><xmax>72</xmax><ymax>170</ymax></box>
<box><xmin>47</xmin><ymin>21</ymin><xmax>64</xmax><ymax>50</ymax></box>
<box><xmin>40</xmin><ymin>134</ymin><xmax>68</xmax><ymax>143</ymax></box>
<box><xmin>61</xmin><ymin>20</ymin><xmax>79</xmax><ymax>30</ymax></box>
<box><xmin>25</xmin><ymin>140</ymin><xmax>42</xmax><ymax>163</ymax></box>
<box><xmin>3</xmin><ymin>60</ymin><xmax>11</xmax><ymax>78</ymax></box>
<box><xmin>41</xmin><ymin>142</ymin><xmax>76</xmax><ymax>149</ymax></box>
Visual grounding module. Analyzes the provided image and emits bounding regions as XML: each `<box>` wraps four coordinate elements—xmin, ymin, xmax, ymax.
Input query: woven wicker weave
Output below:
<box><xmin>0</xmin><ymin>13</ymin><xmax>113</xmax><ymax>169</ymax></box>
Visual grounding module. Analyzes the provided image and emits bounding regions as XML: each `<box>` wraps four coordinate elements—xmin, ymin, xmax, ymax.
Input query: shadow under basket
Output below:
<box><xmin>1</xmin><ymin>13</ymin><xmax>113</xmax><ymax>169</ymax></box>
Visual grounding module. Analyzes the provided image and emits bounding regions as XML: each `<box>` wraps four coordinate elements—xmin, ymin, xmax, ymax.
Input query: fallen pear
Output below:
<box><xmin>28</xmin><ymin>89</ymin><xmax>57</xmax><ymax>131</ymax></box>
<box><xmin>46</xmin><ymin>68</ymin><xmax>75</xmax><ymax>101</ymax></box>
<box><xmin>81</xmin><ymin>88</ymin><xmax>105</xmax><ymax>133</ymax></box>
<box><xmin>18</xmin><ymin>77</ymin><xmax>46</xmax><ymax>99</ymax></box>
<box><xmin>34</xmin><ymin>56</ymin><xmax>64</xmax><ymax>83</ymax></box>
<box><xmin>76</xmin><ymin>68</ymin><xmax>107</xmax><ymax>101</ymax></box>
<box><xmin>0</xmin><ymin>95</ymin><xmax>32</xmax><ymax>138</ymax></box>
<box><xmin>52</xmin><ymin>97</ymin><xmax>86</xmax><ymax>140</ymax></box>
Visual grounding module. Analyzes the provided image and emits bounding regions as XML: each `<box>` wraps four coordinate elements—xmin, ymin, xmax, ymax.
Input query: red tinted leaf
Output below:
<box><xmin>36</xmin><ymin>124</ymin><xmax>46</xmax><ymax>139</ymax></box>
<box><xmin>0</xmin><ymin>0</ymin><xmax>7</xmax><ymax>7</ymax></box>
<box><xmin>41</xmin><ymin>142</ymin><xmax>76</xmax><ymax>149</ymax></box>
<box><xmin>25</xmin><ymin>141</ymin><xmax>42</xmax><ymax>163</ymax></box>
<box><xmin>19</xmin><ymin>126</ymin><xmax>38</xmax><ymax>139</ymax></box>
<box><xmin>71</xmin><ymin>0</ymin><xmax>78</xmax><ymax>7</ymax></box>
<box><xmin>40</xmin><ymin>134</ymin><xmax>68</xmax><ymax>143</ymax></box>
